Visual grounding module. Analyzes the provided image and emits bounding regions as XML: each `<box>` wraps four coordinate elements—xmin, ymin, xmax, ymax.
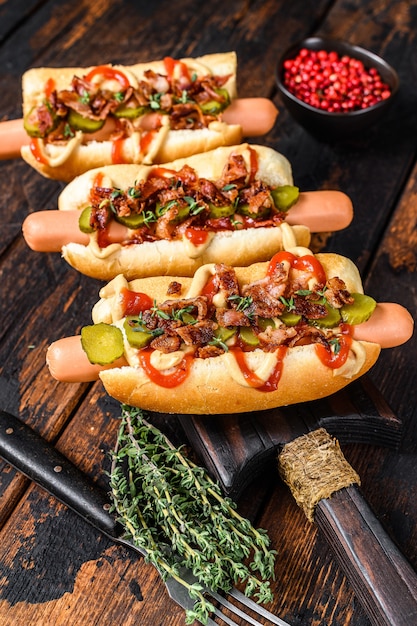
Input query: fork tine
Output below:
<box><xmin>226</xmin><ymin>588</ymin><xmax>290</xmax><ymax>626</ymax></box>
<box><xmin>207</xmin><ymin>587</ymin><xmax>292</xmax><ymax>626</ymax></box>
<box><xmin>208</xmin><ymin>590</ymin><xmax>263</xmax><ymax>625</ymax></box>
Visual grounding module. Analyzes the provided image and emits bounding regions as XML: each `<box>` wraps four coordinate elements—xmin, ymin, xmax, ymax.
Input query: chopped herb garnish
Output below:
<box><xmin>209</xmin><ymin>336</ymin><xmax>230</xmax><ymax>352</ymax></box>
<box><xmin>184</xmin><ymin>196</ymin><xmax>205</xmax><ymax>215</ymax></box>
<box><xmin>64</xmin><ymin>123</ymin><xmax>75</xmax><ymax>138</ymax></box>
<box><xmin>329</xmin><ymin>338</ymin><xmax>341</xmax><ymax>354</ymax></box>
<box><xmin>149</xmin><ymin>92</ymin><xmax>162</xmax><ymax>110</ymax></box>
<box><xmin>279</xmin><ymin>296</ymin><xmax>295</xmax><ymax>311</ymax></box>
<box><xmin>128</xmin><ymin>186</ymin><xmax>141</xmax><ymax>199</ymax></box>
<box><xmin>110</xmin><ymin>406</ymin><xmax>277</xmax><ymax>625</ymax></box>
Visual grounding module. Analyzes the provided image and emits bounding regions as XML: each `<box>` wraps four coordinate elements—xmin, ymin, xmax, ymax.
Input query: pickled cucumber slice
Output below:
<box><xmin>341</xmin><ymin>293</ymin><xmax>377</xmax><ymax>325</ymax></box>
<box><xmin>68</xmin><ymin>110</ymin><xmax>105</xmax><ymax>133</ymax></box>
<box><xmin>199</xmin><ymin>88</ymin><xmax>230</xmax><ymax>115</ymax></box>
<box><xmin>214</xmin><ymin>326</ymin><xmax>237</xmax><ymax>343</ymax></box>
<box><xmin>115</xmin><ymin>212</ymin><xmax>145</xmax><ymax>229</ymax></box>
<box><xmin>123</xmin><ymin>317</ymin><xmax>153</xmax><ymax>348</ymax></box>
<box><xmin>81</xmin><ymin>323</ymin><xmax>124</xmax><ymax>365</ymax></box>
<box><xmin>239</xmin><ymin>327</ymin><xmax>259</xmax><ymax>346</ymax></box>
<box><xmin>208</xmin><ymin>203</ymin><xmax>235</xmax><ymax>219</ymax></box>
<box><xmin>271</xmin><ymin>185</ymin><xmax>300</xmax><ymax>211</ymax></box>
<box><xmin>24</xmin><ymin>105</ymin><xmax>58</xmax><ymax>138</ymax></box>
<box><xmin>314</xmin><ymin>304</ymin><xmax>341</xmax><ymax>328</ymax></box>
<box><xmin>78</xmin><ymin>206</ymin><xmax>95</xmax><ymax>233</ymax></box>
<box><xmin>237</xmin><ymin>203</ymin><xmax>270</xmax><ymax>219</ymax></box>
<box><xmin>114</xmin><ymin>104</ymin><xmax>149</xmax><ymax>119</ymax></box>
<box><xmin>279</xmin><ymin>311</ymin><xmax>301</xmax><ymax>326</ymax></box>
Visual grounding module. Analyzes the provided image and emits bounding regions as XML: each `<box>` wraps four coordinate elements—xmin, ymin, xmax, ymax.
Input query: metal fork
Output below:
<box><xmin>0</xmin><ymin>411</ymin><xmax>291</xmax><ymax>626</ymax></box>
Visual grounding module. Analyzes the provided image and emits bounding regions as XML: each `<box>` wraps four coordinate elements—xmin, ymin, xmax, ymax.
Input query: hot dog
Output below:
<box><xmin>0</xmin><ymin>98</ymin><xmax>277</xmax><ymax>161</ymax></box>
<box><xmin>45</xmin><ymin>252</ymin><xmax>414</xmax><ymax>414</ymax></box>
<box><xmin>17</xmin><ymin>52</ymin><xmax>278</xmax><ymax>181</ymax></box>
<box><xmin>22</xmin><ymin>144</ymin><xmax>353</xmax><ymax>281</ymax></box>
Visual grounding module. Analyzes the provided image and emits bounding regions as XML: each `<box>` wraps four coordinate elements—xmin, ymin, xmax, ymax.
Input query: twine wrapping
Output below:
<box><xmin>278</xmin><ymin>428</ymin><xmax>360</xmax><ymax>522</ymax></box>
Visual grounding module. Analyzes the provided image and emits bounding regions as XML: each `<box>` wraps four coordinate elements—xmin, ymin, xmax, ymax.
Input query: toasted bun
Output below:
<box><xmin>20</xmin><ymin>52</ymin><xmax>242</xmax><ymax>181</ymax></box>
<box><xmin>98</xmin><ymin>341</ymin><xmax>380</xmax><ymax>414</ymax></box>
<box><xmin>58</xmin><ymin>143</ymin><xmax>306</xmax><ymax>280</ymax></box>
<box><xmin>93</xmin><ymin>254</ymin><xmax>381</xmax><ymax>414</ymax></box>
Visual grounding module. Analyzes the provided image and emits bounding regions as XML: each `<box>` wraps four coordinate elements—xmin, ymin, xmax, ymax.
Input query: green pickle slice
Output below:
<box><xmin>214</xmin><ymin>326</ymin><xmax>237</xmax><ymax>343</ymax></box>
<box><xmin>115</xmin><ymin>212</ymin><xmax>146</xmax><ymax>229</ymax></box>
<box><xmin>271</xmin><ymin>185</ymin><xmax>300</xmax><ymax>211</ymax></box>
<box><xmin>123</xmin><ymin>317</ymin><xmax>153</xmax><ymax>348</ymax></box>
<box><xmin>239</xmin><ymin>327</ymin><xmax>259</xmax><ymax>346</ymax></box>
<box><xmin>279</xmin><ymin>311</ymin><xmax>301</xmax><ymax>326</ymax></box>
<box><xmin>341</xmin><ymin>293</ymin><xmax>377</xmax><ymax>325</ymax></box>
<box><xmin>199</xmin><ymin>88</ymin><xmax>230</xmax><ymax>114</ymax></box>
<box><xmin>314</xmin><ymin>303</ymin><xmax>342</xmax><ymax>328</ymax></box>
<box><xmin>24</xmin><ymin>105</ymin><xmax>57</xmax><ymax>138</ymax></box>
<box><xmin>114</xmin><ymin>104</ymin><xmax>149</xmax><ymax>119</ymax></box>
<box><xmin>208</xmin><ymin>203</ymin><xmax>235</xmax><ymax>219</ymax></box>
<box><xmin>68</xmin><ymin>110</ymin><xmax>105</xmax><ymax>133</ymax></box>
<box><xmin>78</xmin><ymin>207</ymin><xmax>95</xmax><ymax>233</ymax></box>
<box><xmin>81</xmin><ymin>323</ymin><xmax>124</xmax><ymax>365</ymax></box>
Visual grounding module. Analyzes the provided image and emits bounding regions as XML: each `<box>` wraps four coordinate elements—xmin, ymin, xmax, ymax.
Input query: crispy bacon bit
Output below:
<box><xmin>293</xmin><ymin>294</ymin><xmax>327</xmax><ymax>319</ymax></box>
<box><xmin>216</xmin><ymin>308</ymin><xmax>250</xmax><ymax>327</ymax></box>
<box><xmin>176</xmin><ymin>320</ymin><xmax>216</xmax><ymax>345</ymax></box>
<box><xmin>196</xmin><ymin>344</ymin><xmax>224</xmax><ymax>359</ymax></box>
<box><xmin>242</xmin><ymin>273</ymin><xmax>288</xmax><ymax>318</ymax></box>
<box><xmin>157</xmin><ymin>296</ymin><xmax>209</xmax><ymax>321</ymax></box>
<box><xmin>218</xmin><ymin>154</ymin><xmax>248</xmax><ymax>188</ymax></box>
<box><xmin>325</xmin><ymin>277</ymin><xmax>354</xmax><ymax>308</ymax></box>
<box><xmin>258</xmin><ymin>325</ymin><xmax>298</xmax><ymax>351</ymax></box>
<box><xmin>150</xmin><ymin>334</ymin><xmax>181</xmax><ymax>353</ymax></box>
<box><xmin>213</xmin><ymin>264</ymin><xmax>240</xmax><ymax>299</ymax></box>
<box><xmin>167</xmin><ymin>281</ymin><xmax>182</xmax><ymax>296</ymax></box>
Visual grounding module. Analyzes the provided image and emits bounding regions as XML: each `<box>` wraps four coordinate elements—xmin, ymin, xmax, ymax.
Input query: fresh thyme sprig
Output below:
<box><xmin>109</xmin><ymin>405</ymin><xmax>277</xmax><ymax>625</ymax></box>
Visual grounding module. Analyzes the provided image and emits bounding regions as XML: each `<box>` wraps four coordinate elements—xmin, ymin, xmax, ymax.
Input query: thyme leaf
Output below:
<box><xmin>109</xmin><ymin>406</ymin><xmax>277</xmax><ymax>624</ymax></box>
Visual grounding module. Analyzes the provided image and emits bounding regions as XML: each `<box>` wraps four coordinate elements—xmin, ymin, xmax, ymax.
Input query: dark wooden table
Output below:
<box><xmin>0</xmin><ymin>1</ymin><xmax>416</xmax><ymax>624</ymax></box>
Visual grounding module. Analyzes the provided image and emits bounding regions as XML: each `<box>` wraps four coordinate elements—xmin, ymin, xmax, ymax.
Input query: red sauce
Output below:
<box><xmin>44</xmin><ymin>77</ymin><xmax>56</xmax><ymax>99</ymax></box>
<box><xmin>147</xmin><ymin>166</ymin><xmax>185</xmax><ymax>180</ymax></box>
<box><xmin>111</xmin><ymin>138</ymin><xmax>126</xmax><ymax>164</ymax></box>
<box><xmin>93</xmin><ymin>172</ymin><xmax>105</xmax><ymax>187</ymax></box>
<box><xmin>184</xmin><ymin>228</ymin><xmax>209</xmax><ymax>245</ymax></box>
<box><xmin>201</xmin><ymin>274</ymin><xmax>217</xmax><ymax>300</ymax></box>
<box><xmin>120</xmin><ymin>288</ymin><xmax>153</xmax><ymax>316</ymax></box>
<box><xmin>267</xmin><ymin>251</ymin><xmax>297</xmax><ymax>275</ymax></box>
<box><xmin>139</xmin><ymin>348</ymin><xmax>192</xmax><ymax>388</ymax></box>
<box><xmin>97</xmin><ymin>228</ymin><xmax>111</xmax><ymax>248</ymax></box>
<box><xmin>163</xmin><ymin>57</ymin><xmax>191</xmax><ymax>82</ymax></box>
<box><xmin>267</xmin><ymin>251</ymin><xmax>326</xmax><ymax>284</ymax></box>
<box><xmin>247</xmin><ymin>146</ymin><xmax>259</xmax><ymax>182</ymax></box>
<box><xmin>315</xmin><ymin>325</ymin><xmax>353</xmax><ymax>369</ymax></box>
<box><xmin>29</xmin><ymin>138</ymin><xmax>48</xmax><ymax>164</ymax></box>
<box><xmin>84</xmin><ymin>65</ymin><xmax>130</xmax><ymax>90</ymax></box>
<box><xmin>231</xmin><ymin>346</ymin><xmax>287</xmax><ymax>392</ymax></box>
<box><xmin>139</xmin><ymin>130</ymin><xmax>155</xmax><ymax>154</ymax></box>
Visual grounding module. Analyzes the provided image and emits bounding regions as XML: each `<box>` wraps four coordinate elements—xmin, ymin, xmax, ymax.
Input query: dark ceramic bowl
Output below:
<box><xmin>276</xmin><ymin>37</ymin><xmax>399</xmax><ymax>140</ymax></box>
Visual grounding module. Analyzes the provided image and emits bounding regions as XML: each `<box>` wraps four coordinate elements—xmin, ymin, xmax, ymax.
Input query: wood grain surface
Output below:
<box><xmin>0</xmin><ymin>1</ymin><xmax>416</xmax><ymax>624</ymax></box>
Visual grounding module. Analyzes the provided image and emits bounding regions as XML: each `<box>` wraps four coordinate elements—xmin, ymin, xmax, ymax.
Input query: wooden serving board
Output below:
<box><xmin>178</xmin><ymin>376</ymin><xmax>402</xmax><ymax>498</ymax></box>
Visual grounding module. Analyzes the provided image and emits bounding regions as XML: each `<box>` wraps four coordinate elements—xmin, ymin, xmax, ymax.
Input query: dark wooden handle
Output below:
<box><xmin>315</xmin><ymin>485</ymin><xmax>417</xmax><ymax>626</ymax></box>
<box><xmin>0</xmin><ymin>410</ymin><xmax>118</xmax><ymax>538</ymax></box>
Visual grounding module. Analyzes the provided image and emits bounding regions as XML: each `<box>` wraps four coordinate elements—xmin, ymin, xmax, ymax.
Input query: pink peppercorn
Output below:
<box><xmin>282</xmin><ymin>48</ymin><xmax>392</xmax><ymax>113</ymax></box>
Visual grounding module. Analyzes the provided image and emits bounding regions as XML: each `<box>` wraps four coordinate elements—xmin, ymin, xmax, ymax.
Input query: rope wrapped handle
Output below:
<box><xmin>278</xmin><ymin>427</ymin><xmax>360</xmax><ymax>522</ymax></box>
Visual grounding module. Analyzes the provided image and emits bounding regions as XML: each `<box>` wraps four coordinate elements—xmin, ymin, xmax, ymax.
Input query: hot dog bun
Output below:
<box><xmin>57</xmin><ymin>143</ymin><xmax>312</xmax><ymax>281</ymax></box>
<box><xmin>70</xmin><ymin>252</ymin><xmax>383</xmax><ymax>414</ymax></box>
<box><xmin>20</xmin><ymin>52</ymin><xmax>243</xmax><ymax>181</ymax></box>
